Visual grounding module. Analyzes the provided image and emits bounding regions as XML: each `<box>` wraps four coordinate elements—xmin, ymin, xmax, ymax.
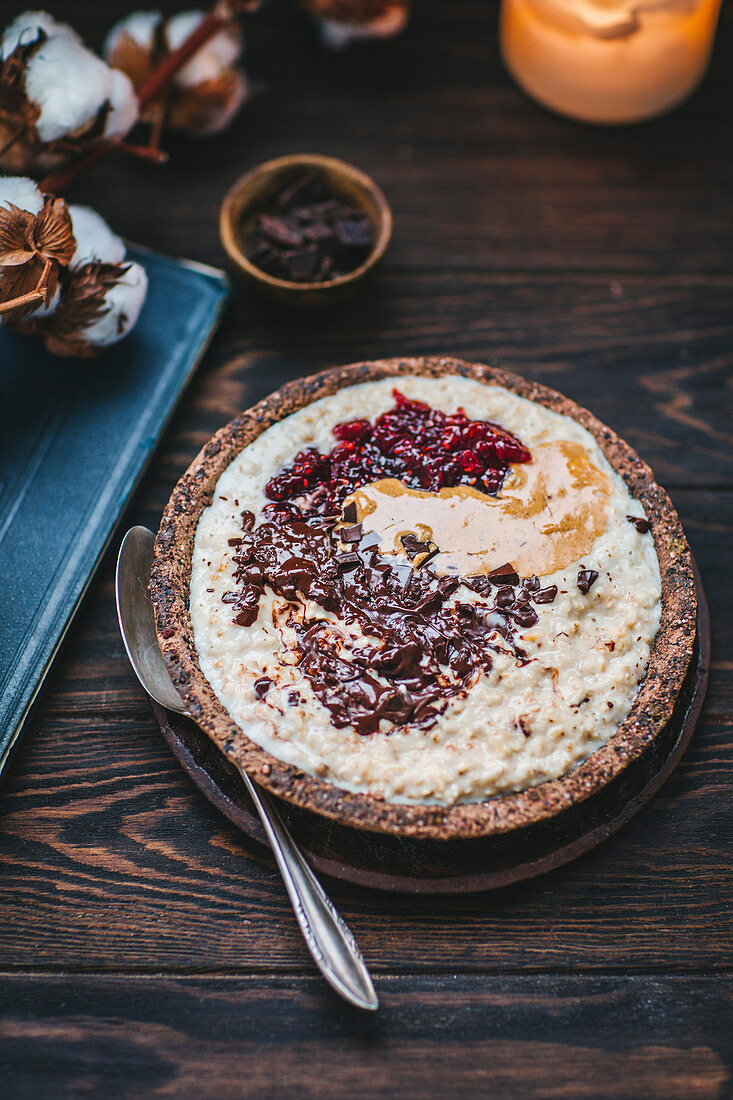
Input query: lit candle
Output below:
<box><xmin>500</xmin><ymin>0</ymin><xmax>723</xmax><ymax>124</ymax></box>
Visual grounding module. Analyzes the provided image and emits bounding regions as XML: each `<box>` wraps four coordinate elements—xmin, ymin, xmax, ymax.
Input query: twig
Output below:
<box><xmin>39</xmin><ymin>0</ymin><xmax>248</xmax><ymax>195</ymax></box>
<box><xmin>40</xmin><ymin>141</ymin><xmax>119</xmax><ymax>194</ymax></box>
<box><xmin>0</xmin><ymin>121</ymin><xmax>29</xmax><ymax>158</ymax></box>
<box><xmin>119</xmin><ymin>141</ymin><xmax>169</xmax><ymax>164</ymax></box>
<box><xmin>148</xmin><ymin>100</ymin><xmax>168</xmax><ymax>155</ymax></box>
<box><xmin>0</xmin><ymin>257</ymin><xmax>51</xmax><ymax>315</ymax></box>
<box><xmin>138</xmin><ymin>3</ymin><xmax>241</xmax><ymax>110</ymax></box>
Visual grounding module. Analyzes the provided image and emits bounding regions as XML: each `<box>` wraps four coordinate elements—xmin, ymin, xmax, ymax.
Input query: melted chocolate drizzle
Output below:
<box><xmin>228</xmin><ymin>509</ymin><xmax>560</xmax><ymax>736</ymax></box>
<box><xmin>225</xmin><ymin>396</ymin><xmax>558</xmax><ymax>737</ymax></box>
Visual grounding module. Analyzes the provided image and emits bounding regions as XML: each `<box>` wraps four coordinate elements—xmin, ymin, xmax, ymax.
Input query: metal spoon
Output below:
<box><xmin>116</xmin><ymin>525</ymin><xmax>378</xmax><ymax>1012</ymax></box>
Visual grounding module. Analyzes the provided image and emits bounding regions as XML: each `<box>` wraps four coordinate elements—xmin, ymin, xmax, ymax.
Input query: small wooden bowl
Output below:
<box><xmin>219</xmin><ymin>154</ymin><xmax>393</xmax><ymax>306</ymax></box>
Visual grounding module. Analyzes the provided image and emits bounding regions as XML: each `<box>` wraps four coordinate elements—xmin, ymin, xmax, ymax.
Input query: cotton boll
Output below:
<box><xmin>23</xmin><ymin>30</ymin><xmax>119</xmax><ymax>142</ymax></box>
<box><xmin>0</xmin><ymin>179</ymin><xmax>74</xmax><ymax>321</ymax></box>
<box><xmin>166</xmin><ymin>66</ymin><xmax>249</xmax><ymax>136</ymax></box>
<box><xmin>104</xmin><ymin>11</ymin><xmax>161</xmax><ymax>89</ymax></box>
<box><xmin>0</xmin><ymin>9</ymin><xmax>138</xmax><ymax>163</ymax></box>
<box><xmin>104</xmin><ymin>8</ymin><xmax>248</xmax><ymax>137</ymax></box>
<box><xmin>0</xmin><ymin>175</ymin><xmax>43</xmax><ymax>216</ymax></box>
<box><xmin>67</xmin><ymin>205</ymin><xmax>126</xmax><ymax>269</ymax></box>
<box><xmin>165</xmin><ymin>10</ymin><xmax>242</xmax><ymax>88</ymax></box>
<box><xmin>104</xmin><ymin>10</ymin><xmax>161</xmax><ymax>58</ymax></box>
<box><xmin>0</xmin><ymin>11</ymin><xmax>80</xmax><ymax>60</ymax></box>
<box><xmin>308</xmin><ymin>1</ymin><xmax>409</xmax><ymax>49</ymax></box>
<box><xmin>80</xmin><ymin>261</ymin><xmax>148</xmax><ymax>347</ymax></box>
<box><xmin>36</xmin><ymin>256</ymin><xmax>149</xmax><ymax>357</ymax></box>
<box><xmin>105</xmin><ymin>68</ymin><xmax>139</xmax><ymax>139</ymax></box>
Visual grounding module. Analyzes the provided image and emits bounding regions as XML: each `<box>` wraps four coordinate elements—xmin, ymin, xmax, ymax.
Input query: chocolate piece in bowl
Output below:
<box><xmin>150</xmin><ymin>358</ymin><xmax>696</xmax><ymax>841</ymax></box>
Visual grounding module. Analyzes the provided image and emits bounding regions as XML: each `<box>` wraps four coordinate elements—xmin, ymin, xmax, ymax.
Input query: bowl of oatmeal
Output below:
<box><xmin>150</xmin><ymin>357</ymin><xmax>696</xmax><ymax>841</ymax></box>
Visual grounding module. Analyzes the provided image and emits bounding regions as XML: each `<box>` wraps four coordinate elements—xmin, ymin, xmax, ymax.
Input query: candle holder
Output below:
<box><xmin>500</xmin><ymin>0</ymin><xmax>723</xmax><ymax>125</ymax></box>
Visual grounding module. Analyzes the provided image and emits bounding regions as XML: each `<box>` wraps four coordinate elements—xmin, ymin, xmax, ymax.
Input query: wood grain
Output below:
<box><xmin>2</xmin><ymin>0</ymin><xmax>731</xmax><ymax>1094</ymax></box>
<box><xmin>0</xmin><ymin>976</ymin><xmax>730</xmax><ymax>1100</ymax></box>
<box><xmin>61</xmin><ymin>1</ymin><xmax>733</xmax><ymax>276</ymax></box>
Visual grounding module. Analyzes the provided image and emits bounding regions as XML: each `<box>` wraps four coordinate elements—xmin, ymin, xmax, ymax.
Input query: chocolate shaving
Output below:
<box><xmin>400</xmin><ymin>534</ymin><xmax>431</xmax><ymax>560</ymax></box>
<box><xmin>335</xmin><ymin>551</ymin><xmax>360</xmax><ymax>571</ymax></box>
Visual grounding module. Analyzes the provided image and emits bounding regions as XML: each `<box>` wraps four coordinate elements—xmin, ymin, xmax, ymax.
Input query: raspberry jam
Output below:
<box><xmin>264</xmin><ymin>389</ymin><xmax>531</xmax><ymax>516</ymax></box>
<box><xmin>226</xmin><ymin>390</ymin><xmax>548</xmax><ymax>736</ymax></box>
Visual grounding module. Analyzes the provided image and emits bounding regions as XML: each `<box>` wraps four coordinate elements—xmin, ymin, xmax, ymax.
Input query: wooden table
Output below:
<box><xmin>1</xmin><ymin>3</ymin><xmax>731</xmax><ymax>1096</ymax></box>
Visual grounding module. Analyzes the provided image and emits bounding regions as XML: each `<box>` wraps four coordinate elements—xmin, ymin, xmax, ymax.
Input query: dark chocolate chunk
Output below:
<box><xmin>258</xmin><ymin>214</ymin><xmax>304</xmax><ymax>248</ymax></box>
<box><xmin>254</xmin><ymin>677</ymin><xmax>272</xmax><ymax>700</ymax></box>
<box><xmin>400</xmin><ymin>534</ymin><xmax>432</xmax><ymax>560</ymax></box>
<box><xmin>512</xmin><ymin>604</ymin><xmax>539</xmax><ymax>628</ymax></box>
<box><xmin>494</xmin><ymin>586</ymin><xmax>515</xmax><ymax>609</ymax></box>
<box><xmin>275</xmin><ymin>170</ymin><xmax>321</xmax><ymax>210</ymax></box>
<box><xmin>487</xmin><ymin>563</ymin><xmax>520</xmax><ymax>586</ymax></box>
<box><xmin>577</xmin><ymin>569</ymin><xmax>599</xmax><ymax>594</ymax></box>
<box><xmin>335</xmin><ymin>551</ymin><xmax>360</xmax><ymax>571</ymax></box>
<box><xmin>223</xmin><ymin>394</ymin><xmax>546</xmax><ymax>736</ymax></box>
<box><xmin>340</xmin><ymin>523</ymin><xmax>362</xmax><ymax>543</ymax></box>
<box><xmin>335</xmin><ymin>217</ymin><xmax>373</xmax><ymax>248</ymax></box>
<box><xmin>627</xmin><ymin>514</ymin><xmax>651</xmax><ymax>534</ymax></box>
<box><xmin>533</xmin><ymin>585</ymin><xmax>558</xmax><ymax>604</ymax></box>
<box><xmin>243</xmin><ymin>172</ymin><xmax>375</xmax><ymax>285</ymax></box>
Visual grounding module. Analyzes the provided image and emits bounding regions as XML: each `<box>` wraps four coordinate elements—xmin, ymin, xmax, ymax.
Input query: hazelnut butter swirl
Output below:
<box><xmin>190</xmin><ymin>377</ymin><xmax>661</xmax><ymax>805</ymax></box>
<box><xmin>345</xmin><ymin>440</ymin><xmax>612</xmax><ymax>579</ymax></box>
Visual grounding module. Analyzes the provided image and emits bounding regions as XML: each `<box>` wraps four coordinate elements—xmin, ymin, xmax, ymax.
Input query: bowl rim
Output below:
<box><xmin>150</xmin><ymin>357</ymin><xmax>697</xmax><ymax>841</ymax></box>
<box><xmin>219</xmin><ymin>153</ymin><xmax>393</xmax><ymax>292</ymax></box>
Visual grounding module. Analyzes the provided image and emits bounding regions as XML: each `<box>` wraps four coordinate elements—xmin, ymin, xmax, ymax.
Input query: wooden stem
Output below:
<box><xmin>148</xmin><ymin>101</ymin><xmax>168</xmax><ymax>155</ymax></box>
<box><xmin>38</xmin><ymin>0</ymin><xmax>246</xmax><ymax>195</ymax></box>
<box><xmin>137</xmin><ymin>5</ymin><xmax>235</xmax><ymax>110</ymax></box>
<box><xmin>0</xmin><ymin>122</ymin><xmax>29</xmax><ymax>159</ymax></box>
<box><xmin>119</xmin><ymin>141</ymin><xmax>169</xmax><ymax>165</ymax></box>
<box><xmin>0</xmin><ymin>258</ymin><xmax>52</xmax><ymax>315</ymax></box>
<box><xmin>40</xmin><ymin>142</ymin><xmax>119</xmax><ymax>194</ymax></box>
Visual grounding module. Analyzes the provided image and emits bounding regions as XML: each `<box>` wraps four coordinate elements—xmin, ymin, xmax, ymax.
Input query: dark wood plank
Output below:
<box><xmin>51</xmin><ymin>0</ymin><xmax>733</xmax><ymax>277</ymax></box>
<box><xmin>0</xmin><ymin>975</ymin><xmax>730</xmax><ymax>1099</ymax></box>
<box><xmin>2</xmin><ymin>7</ymin><xmax>731</xmax><ymax>1087</ymax></box>
<box><xmin>121</xmin><ymin>274</ymin><xmax>733</xmax><ymax>494</ymax></box>
<box><xmin>0</xmin><ymin>516</ymin><xmax>728</xmax><ymax>976</ymax></box>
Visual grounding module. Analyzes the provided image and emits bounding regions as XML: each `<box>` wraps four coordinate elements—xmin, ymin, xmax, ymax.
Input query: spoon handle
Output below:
<box><xmin>238</xmin><ymin>768</ymin><xmax>378</xmax><ymax>1012</ymax></box>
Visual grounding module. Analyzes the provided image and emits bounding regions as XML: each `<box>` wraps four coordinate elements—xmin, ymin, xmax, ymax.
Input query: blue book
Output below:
<box><xmin>0</xmin><ymin>246</ymin><xmax>229</xmax><ymax>777</ymax></box>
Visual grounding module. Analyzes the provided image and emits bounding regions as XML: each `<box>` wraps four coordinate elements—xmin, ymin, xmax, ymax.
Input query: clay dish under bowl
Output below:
<box><xmin>219</xmin><ymin>154</ymin><xmax>392</xmax><ymax>306</ymax></box>
<box><xmin>150</xmin><ymin>357</ymin><xmax>697</xmax><ymax>843</ymax></box>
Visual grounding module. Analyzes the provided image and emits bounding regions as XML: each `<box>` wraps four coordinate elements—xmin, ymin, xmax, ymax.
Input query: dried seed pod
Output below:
<box><xmin>0</xmin><ymin>174</ymin><xmax>73</xmax><ymax>317</ymax></box>
<box><xmin>0</xmin><ymin>11</ymin><xmax>138</xmax><ymax>175</ymax></box>
<box><xmin>1</xmin><ymin>178</ymin><xmax>148</xmax><ymax>358</ymax></box>
<box><xmin>304</xmin><ymin>0</ymin><xmax>410</xmax><ymax>49</ymax></box>
<box><xmin>105</xmin><ymin>9</ymin><xmax>250</xmax><ymax>137</ymax></box>
<box><xmin>38</xmin><ymin>255</ymin><xmax>149</xmax><ymax>358</ymax></box>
